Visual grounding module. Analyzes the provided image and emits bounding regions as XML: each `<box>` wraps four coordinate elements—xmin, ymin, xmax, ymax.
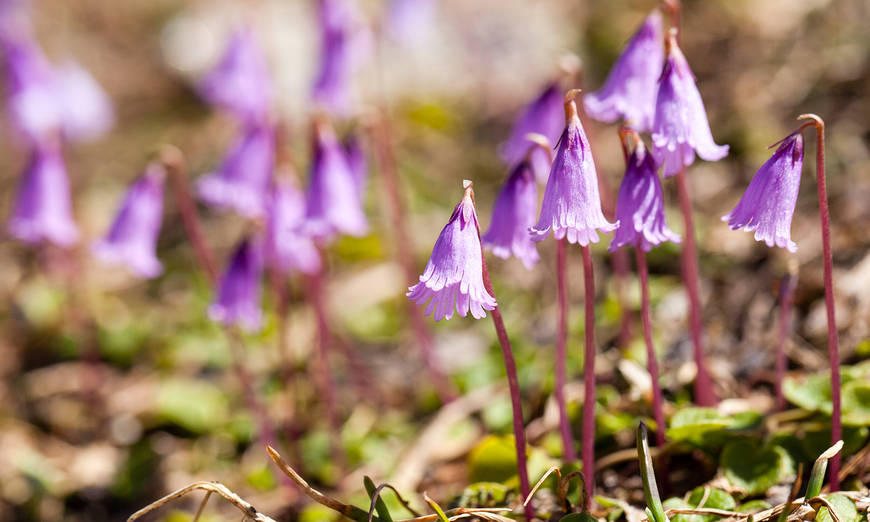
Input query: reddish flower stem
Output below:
<box><xmin>775</xmin><ymin>271</ymin><xmax>797</xmax><ymax>412</ymax></box>
<box><xmin>799</xmin><ymin>114</ymin><xmax>840</xmax><ymax>489</ymax></box>
<box><xmin>580</xmin><ymin>245</ymin><xmax>597</xmax><ymax>500</ymax></box>
<box><xmin>635</xmin><ymin>248</ymin><xmax>667</xmax><ymax>447</ymax></box>
<box><xmin>555</xmin><ymin>238</ymin><xmax>578</xmax><ymax>462</ymax></box>
<box><xmin>674</xmin><ymin>166</ymin><xmax>717</xmax><ymax>406</ymax></box>
<box><xmin>480</xmin><ymin>258</ymin><xmax>533</xmax><ymax>521</ymax></box>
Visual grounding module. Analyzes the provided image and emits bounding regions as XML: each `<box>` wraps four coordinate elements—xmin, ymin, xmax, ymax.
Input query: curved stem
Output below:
<box><xmin>555</xmin><ymin>238</ymin><xmax>577</xmax><ymax>462</ymax></box>
<box><xmin>674</xmin><ymin>166</ymin><xmax>717</xmax><ymax>406</ymax></box>
<box><xmin>636</xmin><ymin>249</ymin><xmax>667</xmax><ymax>447</ymax></box>
<box><xmin>580</xmin><ymin>245</ymin><xmax>597</xmax><ymax>500</ymax></box>
<box><xmin>480</xmin><ymin>258</ymin><xmax>534</xmax><ymax>521</ymax></box>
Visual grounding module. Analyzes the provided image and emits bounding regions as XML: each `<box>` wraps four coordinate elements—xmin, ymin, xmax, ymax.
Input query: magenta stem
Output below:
<box><xmin>636</xmin><ymin>248</ymin><xmax>667</xmax><ymax>447</ymax></box>
<box><xmin>674</xmin><ymin>166</ymin><xmax>717</xmax><ymax>406</ymax></box>
<box><xmin>775</xmin><ymin>273</ymin><xmax>796</xmax><ymax>412</ymax></box>
<box><xmin>555</xmin><ymin>238</ymin><xmax>578</xmax><ymax>462</ymax></box>
<box><xmin>580</xmin><ymin>245</ymin><xmax>597</xmax><ymax>501</ymax></box>
<box><xmin>480</xmin><ymin>258</ymin><xmax>534</xmax><ymax>520</ymax></box>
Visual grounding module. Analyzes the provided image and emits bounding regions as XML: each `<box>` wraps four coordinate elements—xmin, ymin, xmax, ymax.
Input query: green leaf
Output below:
<box><xmin>364</xmin><ymin>476</ymin><xmax>393</xmax><ymax>522</ymax></box>
<box><xmin>842</xmin><ymin>380</ymin><xmax>870</xmax><ymax>426</ymax></box>
<box><xmin>738</xmin><ymin>500</ymin><xmax>772</xmax><ymax>513</ymax></box>
<box><xmin>667</xmin><ymin>408</ymin><xmax>731</xmax><ymax>442</ymax></box>
<box><xmin>815</xmin><ymin>494</ymin><xmax>859</xmax><ymax>522</ymax></box>
<box><xmin>153</xmin><ymin>378</ymin><xmax>229</xmax><ymax>434</ymax></box>
<box><xmin>783</xmin><ymin>374</ymin><xmax>833</xmax><ymax>413</ymax></box>
<box><xmin>458</xmin><ymin>482</ymin><xmax>508</xmax><ymax>508</ymax></box>
<box><xmin>467</xmin><ymin>435</ymin><xmax>519</xmax><ymax>483</ymax></box>
<box><xmin>672</xmin><ymin>488</ymin><xmax>736</xmax><ymax>522</ymax></box>
<box><xmin>721</xmin><ymin>440</ymin><xmax>791</xmax><ymax>495</ymax></box>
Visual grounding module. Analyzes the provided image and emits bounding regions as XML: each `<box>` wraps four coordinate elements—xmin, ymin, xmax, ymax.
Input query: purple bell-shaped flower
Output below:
<box><xmin>265</xmin><ymin>175</ymin><xmax>321</xmax><ymax>275</ymax></box>
<box><xmin>500</xmin><ymin>82</ymin><xmax>564</xmax><ymax>184</ymax></box>
<box><xmin>208</xmin><ymin>236</ymin><xmax>264</xmax><ymax>332</ymax></box>
<box><xmin>312</xmin><ymin>0</ymin><xmax>371</xmax><ymax>116</ymax></box>
<box><xmin>482</xmin><ymin>160</ymin><xmax>539</xmax><ymax>269</ymax></box>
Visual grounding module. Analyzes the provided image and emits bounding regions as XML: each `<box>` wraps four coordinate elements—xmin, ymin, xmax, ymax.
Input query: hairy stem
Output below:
<box><xmin>555</xmin><ymin>239</ymin><xmax>578</xmax><ymax>462</ymax></box>
<box><xmin>580</xmin><ymin>245</ymin><xmax>597</xmax><ymax>500</ymax></box>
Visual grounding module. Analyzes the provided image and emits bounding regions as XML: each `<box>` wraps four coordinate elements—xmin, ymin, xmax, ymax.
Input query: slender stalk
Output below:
<box><xmin>480</xmin><ymin>258</ymin><xmax>533</xmax><ymax>521</ymax></box>
<box><xmin>635</xmin><ymin>249</ymin><xmax>667</xmax><ymax>447</ymax></box>
<box><xmin>580</xmin><ymin>245</ymin><xmax>597</xmax><ymax>500</ymax></box>
<box><xmin>775</xmin><ymin>269</ymin><xmax>797</xmax><ymax>411</ymax></box>
<box><xmin>555</xmin><ymin>238</ymin><xmax>577</xmax><ymax>462</ymax></box>
<box><xmin>798</xmin><ymin>114</ymin><xmax>840</xmax><ymax>489</ymax></box>
<box><xmin>674</xmin><ymin>166</ymin><xmax>717</xmax><ymax>406</ymax></box>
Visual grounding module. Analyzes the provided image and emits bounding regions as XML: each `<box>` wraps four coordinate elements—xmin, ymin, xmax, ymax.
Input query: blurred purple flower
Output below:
<box><xmin>407</xmin><ymin>183</ymin><xmax>496</xmax><ymax>321</ymax></box>
<box><xmin>500</xmin><ymin>82</ymin><xmax>564</xmax><ymax>183</ymax></box>
<box><xmin>208</xmin><ymin>236</ymin><xmax>264</xmax><ymax>332</ymax></box>
<box><xmin>530</xmin><ymin>94</ymin><xmax>617</xmax><ymax>245</ymax></box>
<box><xmin>312</xmin><ymin>0</ymin><xmax>371</xmax><ymax>116</ymax></box>
<box><xmin>343</xmin><ymin>132</ymin><xmax>366</xmax><ymax>196</ymax></box>
<box><xmin>584</xmin><ymin>11</ymin><xmax>663</xmax><ymax>132</ymax></box>
<box><xmin>7</xmin><ymin>141</ymin><xmax>79</xmax><ymax>246</ymax></box>
<box><xmin>304</xmin><ymin>122</ymin><xmax>368</xmax><ymax>240</ymax></box>
<box><xmin>198</xmin><ymin>27</ymin><xmax>272</xmax><ymax>121</ymax></box>
<box><xmin>722</xmin><ymin>133</ymin><xmax>803</xmax><ymax>252</ymax></box>
<box><xmin>197</xmin><ymin>123</ymin><xmax>275</xmax><ymax>219</ymax></box>
<box><xmin>54</xmin><ymin>60</ymin><xmax>114</xmax><ymax>142</ymax></box>
<box><xmin>609</xmin><ymin>140</ymin><xmax>680</xmax><ymax>252</ymax></box>
<box><xmin>265</xmin><ymin>176</ymin><xmax>321</xmax><ymax>275</ymax></box>
<box><xmin>92</xmin><ymin>163</ymin><xmax>166</xmax><ymax>278</ymax></box>
<box><xmin>482</xmin><ymin>161</ymin><xmax>539</xmax><ymax>269</ymax></box>
<box><xmin>651</xmin><ymin>31</ymin><xmax>728</xmax><ymax>177</ymax></box>
<box><xmin>385</xmin><ymin>0</ymin><xmax>436</xmax><ymax>44</ymax></box>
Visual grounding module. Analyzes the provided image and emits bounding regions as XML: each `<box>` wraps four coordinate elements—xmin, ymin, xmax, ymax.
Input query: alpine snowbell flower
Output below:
<box><xmin>92</xmin><ymin>163</ymin><xmax>166</xmax><ymax>279</ymax></box>
<box><xmin>197</xmin><ymin>122</ymin><xmax>275</xmax><ymax>219</ymax></box>
<box><xmin>500</xmin><ymin>82</ymin><xmax>564</xmax><ymax>183</ymax></box>
<box><xmin>265</xmin><ymin>176</ymin><xmax>321</xmax><ymax>275</ymax></box>
<box><xmin>343</xmin><ymin>132</ymin><xmax>367</xmax><ymax>196</ymax></box>
<box><xmin>7</xmin><ymin>141</ymin><xmax>79</xmax><ymax>246</ymax></box>
<box><xmin>198</xmin><ymin>27</ymin><xmax>272</xmax><ymax>122</ymax></box>
<box><xmin>482</xmin><ymin>161</ymin><xmax>539</xmax><ymax>269</ymax></box>
<box><xmin>208</xmin><ymin>236</ymin><xmax>264</xmax><ymax>332</ymax></box>
<box><xmin>609</xmin><ymin>139</ymin><xmax>681</xmax><ymax>252</ymax></box>
<box><xmin>584</xmin><ymin>11</ymin><xmax>663</xmax><ymax>132</ymax></box>
<box><xmin>722</xmin><ymin>133</ymin><xmax>803</xmax><ymax>252</ymax></box>
<box><xmin>304</xmin><ymin>121</ymin><xmax>368</xmax><ymax>240</ymax></box>
<box><xmin>651</xmin><ymin>30</ymin><xmax>728</xmax><ymax>177</ymax></box>
<box><xmin>407</xmin><ymin>182</ymin><xmax>496</xmax><ymax>321</ymax></box>
<box><xmin>312</xmin><ymin>0</ymin><xmax>370</xmax><ymax>116</ymax></box>
<box><xmin>530</xmin><ymin>90</ymin><xmax>617</xmax><ymax>245</ymax></box>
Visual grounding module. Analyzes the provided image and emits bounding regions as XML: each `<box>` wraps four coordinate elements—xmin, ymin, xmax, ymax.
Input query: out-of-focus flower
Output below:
<box><xmin>208</xmin><ymin>236</ymin><xmax>264</xmax><ymax>332</ymax></box>
<box><xmin>407</xmin><ymin>182</ymin><xmax>496</xmax><ymax>321</ymax></box>
<box><xmin>609</xmin><ymin>139</ymin><xmax>680</xmax><ymax>252</ymax></box>
<box><xmin>530</xmin><ymin>92</ymin><xmax>617</xmax><ymax>245</ymax></box>
<box><xmin>92</xmin><ymin>163</ymin><xmax>166</xmax><ymax>278</ymax></box>
<box><xmin>385</xmin><ymin>0</ymin><xmax>436</xmax><ymax>44</ymax></box>
<box><xmin>53</xmin><ymin>60</ymin><xmax>114</xmax><ymax>142</ymax></box>
<box><xmin>500</xmin><ymin>82</ymin><xmax>564</xmax><ymax>183</ymax></box>
<box><xmin>482</xmin><ymin>161</ymin><xmax>539</xmax><ymax>269</ymax></box>
<box><xmin>343</xmin><ymin>132</ymin><xmax>366</xmax><ymax>196</ymax></box>
<box><xmin>722</xmin><ymin>133</ymin><xmax>803</xmax><ymax>252</ymax></box>
<box><xmin>312</xmin><ymin>0</ymin><xmax>371</xmax><ymax>116</ymax></box>
<box><xmin>651</xmin><ymin>30</ymin><xmax>728</xmax><ymax>177</ymax></box>
<box><xmin>584</xmin><ymin>11</ymin><xmax>663</xmax><ymax>132</ymax></box>
<box><xmin>303</xmin><ymin>121</ymin><xmax>368</xmax><ymax>240</ymax></box>
<box><xmin>198</xmin><ymin>27</ymin><xmax>272</xmax><ymax>121</ymax></box>
<box><xmin>265</xmin><ymin>176</ymin><xmax>321</xmax><ymax>275</ymax></box>
<box><xmin>197</xmin><ymin>123</ymin><xmax>275</xmax><ymax>219</ymax></box>
<box><xmin>7</xmin><ymin>140</ymin><xmax>79</xmax><ymax>246</ymax></box>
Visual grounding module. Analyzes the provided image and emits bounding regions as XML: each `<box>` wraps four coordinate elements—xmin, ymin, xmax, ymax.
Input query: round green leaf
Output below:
<box><xmin>814</xmin><ymin>494</ymin><xmax>859</xmax><ymax>522</ymax></box>
<box><xmin>721</xmin><ymin>440</ymin><xmax>791</xmax><ymax>495</ymax></box>
<box><xmin>666</xmin><ymin>408</ymin><xmax>731</xmax><ymax>443</ymax></box>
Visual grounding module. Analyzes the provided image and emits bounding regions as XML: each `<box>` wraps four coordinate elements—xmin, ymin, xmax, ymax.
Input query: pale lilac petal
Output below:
<box><xmin>208</xmin><ymin>236</ymin><xmax>264</xmax><ymax>332</ymax></box>
<box><xmin>482</xmin><ymin>161</ymin><xmax>540</xmax><ymax>269</ymax></box>
<box><xmin>499</xmin><ymin>82</ymin><xmax>564</xmax><ymax>183</ymax></box>
<box><xmin>265</xmin><ymin>177</ymin><xmax>322</xmax><ymax>275</ymax></box>
<box><xmin>198</xmin><ymin>27</ymin><xmax>272</xmax><ymax>121</ymax></box>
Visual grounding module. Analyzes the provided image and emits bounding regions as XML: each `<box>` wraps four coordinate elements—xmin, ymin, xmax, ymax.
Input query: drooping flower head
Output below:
<box><xmin>651</xmin><ymin>29</ymin><xmax>728</xmax><ymax>177</ymax></box>
<box><xmin>609</xmin><ymin>135</ymin><xmax>680</xmax><ymax>252</ymax></box>
<box><xmin>197</xmin><ymin>122</ymin><xmax>275</xmax><ymax>219</ymax></box>
<box><xmin>407</xmin><ymin>181</ymin><xmax>496</xmax><ymax>321</ymax></box>
<box><xmin>265</xmin><ymin>174</ymin><xmax>321</xmax><ymax>275</ymax></box>
<box><xmin>482</xmin><ymin>159</ymin><xmax>540</xmax><ymax>269</ymax></box>
<box><xmin>312</xmin><ymin>0</ymin><xmax>371</xmax><ymax>116</ymax></box>
<box><xmin>7</xmin><ymin>139</ymin><xmax>79</xmax><ymax>246</ymax></box>
<box><xmin>92</xmin><ymin>163</ymin><xmax>166</xmax><ymax>278</ymax></box>
<box><xmin>303</xmin><ymin>120</ymin><xmax>368</xmax><ymax>241</ymax></box>
<box><xmin>584</xmin><ymin>10</ymin><xmax>663</xmax><ymax>133</ymax></box>
<box><xmin>198</xmin><ymin>26</ymin><xmax>272</xmax><ymax>122</ymax></box>
<box><xmin>208</xmin><ymin>235</ymin><xmax>264</xmax><ymax>332</ymax></box>
<box><xmin>530</xmin><ymin>90</ymin><xmax>617</xmax><ymax>245</ymax></box>
<box><xmin>500</xmin><ymin>82</ymin><xmax>564</xmax><ymax>183</ymax></box>
<box><xmin>722</xmin><ymin>132</ymin><xmax>803</xmax><ymax>252</ymax></box>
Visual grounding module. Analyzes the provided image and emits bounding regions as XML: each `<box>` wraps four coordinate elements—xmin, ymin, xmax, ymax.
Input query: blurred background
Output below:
<box><xmin>0</xmin><ymin>0</ymin><xmax>868</xmax><ymax>520</ymax></box>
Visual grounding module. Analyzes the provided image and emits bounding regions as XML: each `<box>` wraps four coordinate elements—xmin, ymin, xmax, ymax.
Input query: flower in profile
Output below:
<box><xmin>482</xmin><ymin>161</ymin><xmax>539</xmax><ymax>269</ymax></box>
<box><xmin>304</xmin><ymin>120</ymin><xmax>368</xmax><ymax>240</ymax></box>
<box><xmin>500</xmin><ymin>82</ymin><xmax>564</xmax><ymax>183</ymax></box>
<box><xmin>609</xmin><ymin>138</ymin><xmax>680</xmax><ymax>252</ymax></box>
<box><xmin>1</xmin><ymin>34</ymin><xmax>60</xmax><ymax>142</ymax></box>
<box><xmin>407</xmin><ymin>181</ymin><xmax>496</xmax><ymax>321</ymax></box>
<box><xmin>265</xmin><ymin>175</ymin><xmax>321</xmax><ymax>275</ymax></box>
<box><xmin>197</xmin><ymin>122</ymin><xmax>275</xmax><ymax>219</ymax></box>
<box><xmin>92</xmin><ymin>163</ymin><xmax>166</xmax><ymax>278</ymax></box>
<box><xmin>198</xmin><ymin>27</ymin><xmax>272</xmax><ymax>121</ymax></box>
<box><xmin>651</xmin><ymin>29</ymin><xmax>728</xmax><ymax>176</ymax></box>
<box><xmin>208</xmin><ymin>236</ymin><xmax>264</xmax><ymax>332</ymax></box>
<box><xmin>530</xmin><ymin>91</ymin><xmax>617</xmax><ymax>245</ymax></box>
<box><xmin>312</xmin><ymin>0</ymin><xmax>371</xmax><ymax>116</ymax></box>
<box><xmin>584</xmin><ymin>11</ymin><xmax>663</xmax><ymax>132</ymax></box>
<box><xmin>7</xmin><ymin>140</ymin><xmax>79</xmax><ymax>246</ymax></box>
<box><xmin>722</xmin><ymin>133</ymin><xmax>803</xmax><ymax>252</ymax></box>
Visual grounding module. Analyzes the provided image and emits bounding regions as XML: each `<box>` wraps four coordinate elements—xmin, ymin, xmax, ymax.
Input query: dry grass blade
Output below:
<box><xmin>524</xmin><ymin>466</ymin><xmax>561</xmax><ymax>507</ymax></box>
<box><xmin>806</xmin><ymin>496</ymin><xmax>842</xmax><ymax>522</ymax></box>
<box><xmin>126</xmin><ymin>481</ymin><xmax>277</xmax><ymax>522</ymax></box>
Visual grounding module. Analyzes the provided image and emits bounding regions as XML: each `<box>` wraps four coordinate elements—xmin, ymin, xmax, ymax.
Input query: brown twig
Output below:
<box><xmin>127</xmin><ymin>481</ymin><xmax>277</xmax><ymax>522</ymax></box>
